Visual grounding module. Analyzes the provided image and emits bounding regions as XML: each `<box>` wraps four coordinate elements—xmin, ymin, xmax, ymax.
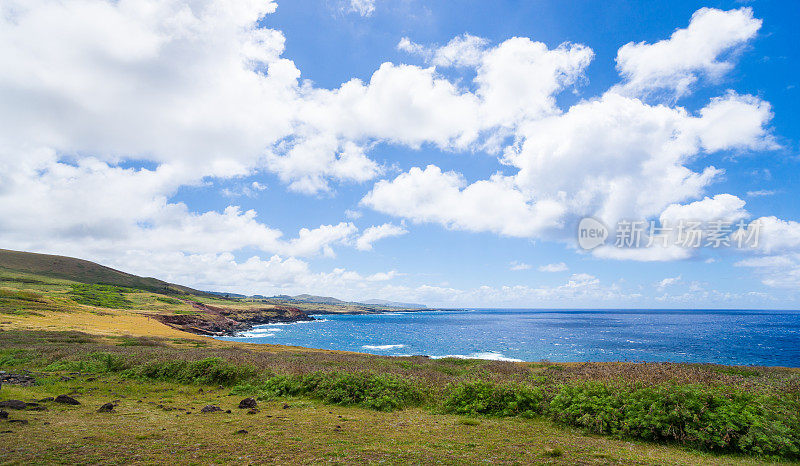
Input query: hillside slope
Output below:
<box><xmin>0</xmin><ymin>249</ymin><xmax>203</xmax><ymax>296</ymax></box>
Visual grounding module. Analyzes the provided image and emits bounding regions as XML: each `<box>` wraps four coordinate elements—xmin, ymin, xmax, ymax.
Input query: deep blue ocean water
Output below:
<box><xmin>216</xmin><ymin>309</ymin><xmax>800</xmax><ymax>367</ymax></box>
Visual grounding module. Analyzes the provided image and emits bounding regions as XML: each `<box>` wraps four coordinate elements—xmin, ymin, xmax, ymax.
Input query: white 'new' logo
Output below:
<box><xmin>577</xmin><ymin>217</ymin><xmax>608</xmax><ymax>250</ymax></box>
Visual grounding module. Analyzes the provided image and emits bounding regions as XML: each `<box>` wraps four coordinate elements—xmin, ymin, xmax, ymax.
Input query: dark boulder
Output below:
<box><xmin>238</xmin><ymin>397</ymin><xmax>257</xmax><ymax>409</ymax></box>
<box><xmin>200</xmin><ymin>405</ymin><xmax>222</xmax><ymax>413</ymax></box>
<box><xmin>97</xmin><ymin>403</ymin><xmax>115</xmax><ymax>413</ymax></box>
<box><xmin>54</xmin><ymin>395</ymin><xmax>80</xmax><ymax>405</ymax></box>
<box><xmin>0</xmin><ymin>400</ymin><xmax>27</xmax><ymax>410</ymax></box>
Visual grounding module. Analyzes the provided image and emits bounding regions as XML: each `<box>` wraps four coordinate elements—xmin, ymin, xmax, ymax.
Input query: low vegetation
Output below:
<box><xmin>68</xmin><ymin>284</ymin><xmax>133</xmax><ymax>308</ymax></box>
<box><xmin>2</xmin><ymin>330</ymin><xmax>798</xmax><ymax>462</ymax></box>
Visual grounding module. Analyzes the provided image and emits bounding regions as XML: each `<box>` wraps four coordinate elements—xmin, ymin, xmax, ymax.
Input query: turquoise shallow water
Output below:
<box><xmin>216</xmin><ymin>309</ymin><xmax>800</xmax><ymax>367</ymax></box>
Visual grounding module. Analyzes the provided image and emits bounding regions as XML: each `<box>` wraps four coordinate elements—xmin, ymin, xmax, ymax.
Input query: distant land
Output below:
<box><xmin>359</xmin><ymin>299</ymin><xmax>427</xmax><ymax>309</ymax></box>
<box><xmin>0</xmin><ymin>249</ymin><xmax>427</xmax><ymax>337</ymax></box>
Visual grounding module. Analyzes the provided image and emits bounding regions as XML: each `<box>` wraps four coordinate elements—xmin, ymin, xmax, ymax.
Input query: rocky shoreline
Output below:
<box><xmin>153</xmin><ymin>302</ymin><xmax>314</xmax><ymax>337</ymax></box>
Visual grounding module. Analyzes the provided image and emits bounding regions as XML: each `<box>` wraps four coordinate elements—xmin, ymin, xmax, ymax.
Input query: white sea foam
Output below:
<box><xmin>430</xmin><ymin>352</ymin><xmax>522</xmax><ymax>362</ymax></box>
<box><xmin>263</xmin><ymin>319</ymin><xmax>328</xmax><ymax>326</ymax></box>
<box><xmin>237</xmin><ymin>332</ymin><xmax>275</xmax><ymax>338</ymax></box>
<box><xmin>362</xmin><ymin>344</ymin><xmax>406</xmax><ymax>350</ymax></box>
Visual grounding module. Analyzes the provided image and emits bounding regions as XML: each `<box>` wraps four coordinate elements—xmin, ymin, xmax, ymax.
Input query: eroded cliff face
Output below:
<box><xmin>153</xmin><ymin>302</ymin><xmax>314</xmax><ymax>336</ymax></box>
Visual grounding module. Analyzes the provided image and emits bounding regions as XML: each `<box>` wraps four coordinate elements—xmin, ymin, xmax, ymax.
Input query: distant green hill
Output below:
<box><xmin>0</xmin><ymin>249</ymin><xmax>204</xmax><ymax>296</ymax></box>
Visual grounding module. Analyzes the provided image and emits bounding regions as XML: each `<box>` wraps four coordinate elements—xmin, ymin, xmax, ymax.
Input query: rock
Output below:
<box><xmin>246</xmin><ymin>408</ymin><xmax>259</xmax><ymax>415</ymax></box>
<box><xmin>200</xmin><ymin>405</ymin><xmax>222</xmax><ymax>413</ymax></box>
<box><xmin>0</xmin><ymin>373</ymin><xmax>36</xmax><ymax>387</ymax></box>
<box><xmin>282</xmin><ymin>403</ymin><xmax>290</xmax><ymax>409</ymax></box>
<box><xmin>0</xmin><ymin>410</ymin><xmax>7</xmax><ymax>419</ymax></box>
<box><xmin>54</xmin><ymin>395</ymin><xmax>80</xmax><ymax>405</ymax></box>
<box><xmin>0</xmin><ymin>400</ymin><xmax>28</xmax><ymax>410</ymax></box>
<box><xmin>8</xmin><ymin>419</ymin><xmax>28</xmax><ymax>425</ymax></box>
<box><xmin>97</xmin><ymin>403</ymin><xmax>115</xmax><ymax>413</ymax></box>
<box><xmin>59</xmin><ymin>376</ymin><xmax>73</xmax><ymax>381</ymax></box>
<box><xmin>38</xmin><ymin>397</ymin><xmax>54</xmax><ymax>403</ymax></box>
<box><xmin>225</xmin><ymin>409</ymin><xmax>231</xmax><ymax>414</ymax></box>
<box><xmin>238</xmin><ymin>398</ymin><xmax>257</xmax><ymax>409</ymax></box>
<box><xmin>234</xmin><ymin>429</ymin><xmax>248</xmax><ymax>435</ymax></box>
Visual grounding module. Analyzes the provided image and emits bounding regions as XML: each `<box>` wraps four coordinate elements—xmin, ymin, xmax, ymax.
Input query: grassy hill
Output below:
<box><xmin>0</xmin><ymin>249</ymin><xmax>203</xmax><ymax>296</ymax></box>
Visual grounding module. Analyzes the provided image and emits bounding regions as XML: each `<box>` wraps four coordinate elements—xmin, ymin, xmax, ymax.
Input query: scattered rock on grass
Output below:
<box><xmin>0</xmin><ymin>373</ymin><xmax>36</xmax><ymax>387</ymax></box>
<box><xmin>97</xmin><ymin>403</ymin><xmax>115</xmax><ymax>413</ymax></box>
<box><xmin>0</xmin><ymin>410</ymin><xmax>8</xmax><ymax>419</ymax></box>
<box><xmin>246</xmin><ymin>408</ymin><xmax>259</xmax><ymax>415</ymax></box>
<box><xmin>54</xmin><ymin>395</ymin><xmax>80</xmax><ymax>405</ymax></box>
<box><xmin>234</xmin><ymin>429</ymin><xmax>248</xmax><ymax>435</ymax></box>
<box><xmin>0</xmin><ymin>400</ymin><xmax>27</xmax><ymax>410</ymax></box>
<box><xmin>238</xmin><ymin>398</ymin><xmax>257</xmax><ymax>409</ymax></box>
<box><xmin>200</xmin><ymin>405</ymin><xmax>222</xmax><ymax>413</ymax></box>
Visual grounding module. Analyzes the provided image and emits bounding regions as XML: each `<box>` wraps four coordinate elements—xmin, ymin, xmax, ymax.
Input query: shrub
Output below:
<box><xmin>441</xmin><ymin>380</ymin><xmax>544</xmax><ymax>418</ymax></box>
<box><xmin>0</xmin><ymin>348</ymin><xmax>36</xmax><ymax>367</ymax></box>
<box><xmin>231</xmin><ymin>371</ymin><xmax>424</xmax><ymax>412</ymax></box>
<box><xmin>548</xmin><ymin>382</ymin><xmax>800</xmax><ymax>458</ymax></box>
<box><xmin>124</xmin><ymin>357</ymin><xmax>258</xmax><ymax>386</ymax></box>
<box><xmin>69</xmin><ymin>284</ymin><xmax>133</xmax><ymax>308</ymax></box>
<box><xmin>0</xmin><ymin>289</ymin><xmax>44</xmax><ymax>302</ymax></box>
<box><xmin>44</xmin><ymin>351</ymin><xmax>130</xmax><ymax>373</ymax></box>
<box><xmin>156</xmin><ymin>296</ymin><xmax>182</xmax><ymax>305</ymax></box>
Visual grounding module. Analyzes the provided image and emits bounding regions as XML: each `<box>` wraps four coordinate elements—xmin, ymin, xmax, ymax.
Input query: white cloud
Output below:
<box><xmin>355</xmin><ymin>223</ymin><xmax>408</xmax><ymax>251</ymax></box>
<box><xmin>746</xmin><ymin>190</ymin><xmax>775</xmax><ymax>197</ymax></box>
<box><xmin>362</xmin><ymin>166</ymin><xmax>564</xmax><ymax>238</ymax></box>
<box><xmin>615</xmin><ymin>7</ymin><xmax>761</xmax><ymax>98</ymax></box>
<box><xmin>509</xmin><ymin>261</ymin><xmax>532</xmax><ymax>271</ymax></box>
<box><xmin>538</xmin><ymin>262</ymin><xmax>568</xmax><ymax>272</ymax></box>
<box><xmin>656</xmin><ymin>275</ymin><xmax>682</xmax><ymax>290</ymax></box>
<box><xmin>349</xmin><ymin>0</ymin><xmax>375</xmax><ymax>17</ymax></box>
<box><xmin>398</xmin><ymin>34</ymin><xmax>489</xmax><ymax>68</ymax></box>
<box><xmin>0</xmin><ymin>2</ymin><xmax>788</xmax><ymax>301</ymax></box>
<box><xmin>364</xmin><ymin>88</ymin><xmax>772</xmax><ymax>249</ymax></box>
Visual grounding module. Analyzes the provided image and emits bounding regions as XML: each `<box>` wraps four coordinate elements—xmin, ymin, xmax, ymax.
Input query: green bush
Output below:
<box><xmin>231</xmin><ymin>371</ymin><xmax>423</xmax><ymax>412</ymax></box>
<box><xmin>44</xmin><ymin>351</ymin><xmax>130</xmax><ymax>373</ymax></box>
<box><xmin>124</xmin><ymin>357</ymin><xmax>258</xmax><ymax>386</ymax></box>
<box><xmin>69</xmin><ymin>284</ymin><xmax>133</xmax><ymax>308</ymax></box>
<box><xmin>0</xmin><ymin>348</ymin><xmax>36</xmax><ymax>367</ymax></box>
<box><xmin>0</xmin><ymin>289</ymin><xmax>44</xmax><ymax>302</ymax></box>
<box><xmin>548</xmin><ymin>382</ymin><xmax>800</xmax><ymax>458</ymax></box>
<box><xmin>156</xmin><ymin>296</ymin><xmax>182</xmax><ymax>305</ymax></box>
<box><xmin>441</xmin><ymin>380</ymin><xmax>544</xmax><ymax>417</ymax></box>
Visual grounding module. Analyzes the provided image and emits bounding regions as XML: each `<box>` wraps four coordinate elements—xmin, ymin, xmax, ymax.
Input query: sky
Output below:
<box><xmin>1</xmin><ymin>0</ymin><xmax>799</xmax><ymax>308</ymax></box>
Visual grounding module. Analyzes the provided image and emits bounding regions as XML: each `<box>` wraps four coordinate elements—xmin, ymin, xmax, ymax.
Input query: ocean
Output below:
<box><xmin>216</xmin><ymin>309</ymin><xmax>800</xmax><ymax>367</ymax></box>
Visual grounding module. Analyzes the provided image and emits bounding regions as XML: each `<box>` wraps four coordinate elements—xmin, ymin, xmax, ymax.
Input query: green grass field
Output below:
<box><xmin>1</xmin><ymin>330</ymin><xmax>794</xmax><ymax>465</ymax></box>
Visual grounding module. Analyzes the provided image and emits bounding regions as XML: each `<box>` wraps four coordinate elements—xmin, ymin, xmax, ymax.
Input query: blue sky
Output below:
<box><xmin>1</xmin><ymin>0</ymin><xmax>799</xmax><ymax>307</ymax></box>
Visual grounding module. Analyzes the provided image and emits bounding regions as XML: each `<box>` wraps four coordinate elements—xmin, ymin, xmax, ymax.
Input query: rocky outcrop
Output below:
<box><xmin>153</xmin><ymin>302</ymin><xmax>314</xmax><ymax>336</ymax></box>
